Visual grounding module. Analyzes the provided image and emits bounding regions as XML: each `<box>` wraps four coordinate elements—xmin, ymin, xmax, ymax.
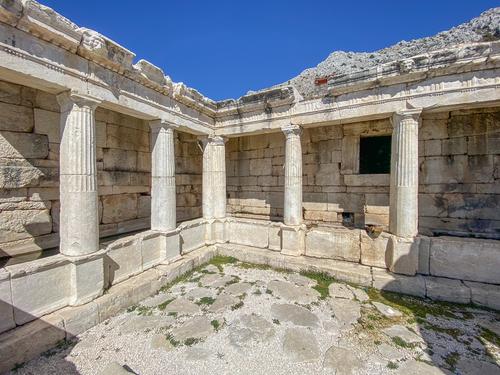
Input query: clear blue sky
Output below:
<box><xmin>43</xmin><ymin>1</ymin><xmax>497</xmax><ymax>101</ymax></box>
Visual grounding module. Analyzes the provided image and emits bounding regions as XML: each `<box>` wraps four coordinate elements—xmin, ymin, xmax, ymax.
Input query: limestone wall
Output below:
<box><xmin>418</xmin><ymin>108</ymin><xmax>500</xmax><ymax>239</ymax></box>
<box><xmin>227</xmin><ymin>108</ymin><xmax>500</xmax><ymax>238</ymax></box>
<box><xmin>226</xmin><ymin>119</ymin><xmax>392</xmax><ymax>228</ymax></box>
<box><xmin>0</xmin><ymin>80</ymin><xmax>202</xmax><ymax>257</ymax></box>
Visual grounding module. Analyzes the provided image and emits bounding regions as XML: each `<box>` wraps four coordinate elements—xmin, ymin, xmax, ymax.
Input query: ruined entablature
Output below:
<box><xmin>0</xmin><ymin>0</ymin><xmax>499</xmax><ymax>136</ymax></box>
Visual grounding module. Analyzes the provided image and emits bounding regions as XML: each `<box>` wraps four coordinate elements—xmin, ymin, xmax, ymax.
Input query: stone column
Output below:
<box><xmin>57</xmin><ymin>91</ymin><xmax>101</xmax><ymax>257</ymax></box>
<box><xmin>200</xmin><ymin>135</ymin><xmax>226</xmax><ymax>219</ymax></box>
<box><xmin>150</xmin><ymin>120</ymin><xmax>177</xmax><ymax>231</ymax></box>
<box><xmin>282</xmin><ymin>124</ymin><xmax>303</xmax><ymax>226</ymax></box>
<box><xmin>389</xmin><ymin>109</ymin><xmax>422</xmax><ymax>238</ymax></box>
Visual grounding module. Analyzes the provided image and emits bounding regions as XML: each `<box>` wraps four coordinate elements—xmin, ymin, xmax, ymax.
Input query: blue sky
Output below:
<box><xmin>43</xmin><ymin>1</ymin><xmax>498</xmax><ymax>101</ymax></box>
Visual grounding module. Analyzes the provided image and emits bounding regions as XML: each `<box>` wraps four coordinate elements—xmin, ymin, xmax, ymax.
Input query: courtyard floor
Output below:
<box><xmin>10</xmin><ymin>256</ymin><xmax>500</xmax><ymax>375</ymax></box>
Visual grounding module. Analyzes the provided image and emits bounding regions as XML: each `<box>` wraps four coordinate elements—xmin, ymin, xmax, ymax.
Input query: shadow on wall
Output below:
<box><xmin>0</xmin><ymin>127</ymin><xmax>60</xmax><ymax>264</ymax></box>
<box><xmin>378</xmin><ymin>244</ymin><xmax>500</xmax><ymax>374</ymax></box>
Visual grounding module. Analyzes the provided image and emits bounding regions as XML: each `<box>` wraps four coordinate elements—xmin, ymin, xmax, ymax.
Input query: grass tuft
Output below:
<box><xmin>300</xmin><ymin>271</ymin><xmax>336</xmax><ymax>299</ymax></box>
<box><xmin>231</xmin><ymin>301</ymin><xmax>244</xmax><ymax>310</ymax></box>
<box><xmin>391</xmin><ymin>336</ymin><xmax>416</xmax><ymax>349</ymax></box>
<box><xmin>211</xmin><ymin>319</ymin><xmax>221</xmax><ymax>331</ymax></box>
<box><xmin>387</xmin><ymin>361</ymin><xmax>398</xmax><ymax>370</ymax></box>
<box><xmin>184</xmin><ymin>337</ymin><xmax>202</xmax><ymax>346</ymax></box>
<box><xmin>209</xmin><ymin>255</ymin><xmax>237</xmax><ymax>272</ymax></box>
<box><xmin>196</xmin><ymin>296</ymin><xmax>215</xmax><ymax>306</ymax></box>
<box><xmin>157</xmin><ymin>298</ymin><xmax>175</xmax><ymax>311</ymax></box>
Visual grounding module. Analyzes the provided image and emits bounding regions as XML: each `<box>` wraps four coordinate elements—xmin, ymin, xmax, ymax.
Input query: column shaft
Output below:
<box><xmin>150</xmin><ymin>120</ymin><xmax>177</xmax><ymax>231</ymax></box>
<box><xmin>201</xmin><ymin>135</ymin><xmax>226</xmax><ymax>219</ymax></box>
<box><xmin>389</xmin><ymin>109</ymin><xmax>421</xmax><ymax>237</ymax></box>
<box><xmin>57</xmin><ymin>91</ymin><xmax>101</xmax><ymax>257</ymax></box>
<box><xmin>282</xmin><ymin>125</ymin><xmax>303</xmax><ymax>226</ymax></box>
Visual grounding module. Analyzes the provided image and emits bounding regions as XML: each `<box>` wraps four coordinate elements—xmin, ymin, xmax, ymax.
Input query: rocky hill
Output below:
<box><xmin>278</xmin><ymin>7</ymin><xmax>500</xmax><ymax>99</ymax></box>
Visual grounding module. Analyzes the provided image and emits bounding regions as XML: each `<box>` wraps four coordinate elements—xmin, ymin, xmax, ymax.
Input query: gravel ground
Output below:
<box><xmin>271</xmin><ymin>7</ymin><xmax>500</xmax><ymax>99</ymax></box>
<box><xmin>10</xmin><ymin>257</ymin><xmax>500</xmax><ymax>375</ymax></box>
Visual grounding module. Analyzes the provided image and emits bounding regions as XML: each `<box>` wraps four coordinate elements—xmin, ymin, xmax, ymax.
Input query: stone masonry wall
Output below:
<box><xmin>227</xmin><ymin>108</ymin><xmax>500</xmax><ymax>238</ymax></box>
<box><xmin>418</xmin><ymin>108</ymin><xmax>500</xmax><ymax>239</ymax></box>
<box><xmin>0</xmin><ymin>80</ymin><xmax>202</xmax><ymax>257</ymax></box>
<box><xmin>227</xmin><ymin>118</ymin><xmax>392</xmax><ymax>227</ymax></box>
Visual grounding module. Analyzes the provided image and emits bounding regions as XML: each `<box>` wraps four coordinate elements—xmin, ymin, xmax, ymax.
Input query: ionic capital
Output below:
<box><xmin>57</xmin><ymin>90</ymin><xmax>101</xmax><ymax>113</ymax></box>
<box><xmin>281</xmin><ymin>124</ymin><xmax>302</xmax><ymax>138</ymax></box>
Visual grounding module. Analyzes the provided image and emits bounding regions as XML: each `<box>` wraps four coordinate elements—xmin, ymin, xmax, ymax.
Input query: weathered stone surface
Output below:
<box><xmin>360</xmin><ymin>231</ymin><xmax>389</xmax><ymax>268</ymax></box>
<box><xmin>377</xmin><ymin>343</ymin><xmax>405</xmax><ymax>361</ymax></box>
<box><xmin>329</xmin><ymin>299</ymin><xmax>361</xmax><ymax>327</ymax></box>
<box><xmin>170</xmin><ymin>316</ymin><xmax>213</xmax><ymax>342</ymax></box>
<box><xmin>286</xmin><ymin>273</ymin><xmax>316</xmax><ymax>287</ymax></box>
<box><xmin>0</xmin><ymin>102</ymin><xmax>34</xmax><ymax>132</ymax></box>
<box><xmin>425</xmin><ymin>276</ymin><xmax>471</xmax><ymax>304</ymax></box>
<box><xmin>34</xmin><ymin>109</ymin><xmax>60</xmax><ymax>143</ymax></box>
<box><xmin>184</xmin><ymin>287</ymin><xmax>216</xmax><ymax>301</ymax></box>
<box><xmin>395</xmin><ymin>360</ymin><xmax>447</xmax><ymax>375</ymax></box>
<box><xmin>119</xmin><ymin>315</ymin><xmax>174</xmax><ymax>334</ymax></box>
<box><xmin>372</xmin><ymin>302</ymin><xmax>403</xmax><ymax>318</ymax></box>
<box><xmin>323</xmin><ymin>346</ymin><xmax>363</xmax><ymax>373</ymax></box>
<box><xmin>185</xmin><ymin>347</ymin><xmax>212</xmax><ymax>361</ymax></box>
<box><xmin>140</xmin><ymin>293</ymin><xmax>174</xmax><ymax>309</ymax></box>
<box><xmin>229</xmin><ymin>220</ymin><xmax>269</xmax><ymax>248</ymax></box>
<box><xmin>0</xmin><ymin>270</ymin><xmax>14</xmax><ymax>334</ymax></box>
<box><xmin>305</xmin><ymin>227</ymin><xmax>360</xmax><ymax>262</ymax></box>
<box><xmin>0</xmin><ymin>209</ymin><xmax>52</xmax><ymax>242</ymax></box>
<box><xmin>329</xmin><ymin>283</ymin><xmax>355</xmax><ymax>299</ymax></box>
<box><xmin>267</xmin><ymin>280</ymin><xmax>320</xmax><ymax>304</ymax></box>
<box><xmin>455</xmin><ymin>359</ymin><xmax>500</xmax><ymax>375</ymax></box>
<box><xmin>271</xmin><ymin>303</ymin><xmax>319</xmax><ymax>327</ymax></box>
<box><xmin>0</xmin><ymin>131</ymin><xmax>48</xmax><ymax>159</ymax></box>
<box><xmin>372</xmin><ymin>268</ymin><xmax>426</xmax><ymax>298</ymax></box>
<box><xmin>229</xmin><ymin>314</ymin><xmax>275</xmax><ymax>347</ymax></box>
<box><xmin>199</xmin><ymin>273</ymin><xmax>234</xmax><ymax>288</ymax></box>
<box><xmin>429</xmin><ymin>237</ymin><xmax>500</xmax><ymax>284</ymax></box>
<box><xmin>346</xmin><ymin>285</ymin><xmax>369</xmax><ymax>302</ymax></box>
<box><xmin>382</xmin><ymin>325</ymin><xmax>423</xmax><ymax>344</ymax></box>
<box><xmin>162</xmin><ymin>298</ymin><xmax>200</xmax><ymax>316</ymax></box>
<box><xmin>464</xmin><ymin>281</ymin><xmax>500</xmax><ymax>310</ymax></box>
<box><xmin>151</xmin><ymin>334</ymin><xmax>174</xmax><ymax>352</ymax></box>
<box><xmin>282</xmin><ymin>327</ymin><xmax>320</xmax><ymax>363</ymax></box>
<box><xmin>101</xmin><ymin>362</ymin><xmax>135</xmax><ymax>375</ymax></box>
<box><xmin>208</xmin><ymin>294</ymin><xmax>239</xmax><ymax>313</ymax></box>
<box><xmin>101</xmin><ymin>194</ymin><xmax>138</xmax><ymax>224</ymax></box>
<box><xmin>225</xmin><ymin>282</ymin><xmax>252</xmax><ymax>296</ymax></box>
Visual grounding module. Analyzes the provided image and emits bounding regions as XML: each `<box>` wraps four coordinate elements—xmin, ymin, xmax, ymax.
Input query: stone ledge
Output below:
<box><xmin>0</xmin><ymin>245</ymin><xmax>217</xmax><ymax>373</ymax></box>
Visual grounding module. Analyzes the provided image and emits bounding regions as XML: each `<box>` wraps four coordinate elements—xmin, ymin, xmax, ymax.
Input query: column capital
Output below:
<box><xmin>392</xmin><ymin>108</ymin><xmax>422</xmax><ymax>125</ymax></box>
<box><xmin>57</xmin><ymin>90</ymin><xmax>101</xmax><ymax>113</ymax></box>
<box><xmin>149</xmin><ymin>119</ymin><xmax>179</xmax><ymax>132</ymax></box>
<box><xmin>198</xmin><ymin>134</ymin><xmax>227</xmax><ymax>146</ymax></box>
<box><xmin>281</xmin><ymin>124</ymin><xmax>302</xmax><ymax>138</ymax></box>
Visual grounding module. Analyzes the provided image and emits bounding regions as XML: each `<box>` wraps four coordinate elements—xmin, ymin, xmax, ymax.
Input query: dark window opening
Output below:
<box><xmin>359</xmin><ymin>135</ymin><xmax>391</xmax><ymax>174</ymax></box>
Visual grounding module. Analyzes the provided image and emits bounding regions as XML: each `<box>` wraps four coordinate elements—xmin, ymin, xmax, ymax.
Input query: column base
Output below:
<box><xmin>205</xmin><ymin>218</ymin><xmax>229</xmax><ymax>245</ymax></box>
<box><xmin>67</xmin><ymin>251</ymin><xmax>105</xmax><ymax>306</ymax></box>
<box><xmin>387</xmin><ymin>235</ymin><xmax>420</xmax><ymax>276</ymax></box>
<box><xmin>280</xmin><ymin>224</ymin><xmax>306</xmax><ymax>256</ymax></box>
<box><xmin>164</xmin><ymin>229</ymin><xmax>181</xmax><ymax>262</ymax></box>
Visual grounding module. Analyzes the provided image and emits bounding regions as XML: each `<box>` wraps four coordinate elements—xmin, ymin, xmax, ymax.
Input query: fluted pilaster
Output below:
<box><xmin>282</xmin><ymin>124</ymin><xmax>303</xmax><ymax>226</ymax></box>
<box><xmin>57</xmin><ymin>91</ymin><xmax>101</xmax><ymax>256</ymax></box>
<box><xmin>150</xmin><ymin>120</ymin><xmax>177</xmax><ymax>231</ymax></box>
<box><xmin>389</xmin><ymin>109</ymin><xmax>421</xmax><ymax>237</ymax></box>
<box><xmin>200</xmin><ymin>135</ymin><xmax>226</xmax><ymax>219</ymax></box>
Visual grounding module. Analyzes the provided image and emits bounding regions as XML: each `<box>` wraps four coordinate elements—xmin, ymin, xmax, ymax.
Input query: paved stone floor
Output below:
<box><xmin>11</xmin><ymin>257</ymin><xmax>500</xmax><ymax>375</ymax></box>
